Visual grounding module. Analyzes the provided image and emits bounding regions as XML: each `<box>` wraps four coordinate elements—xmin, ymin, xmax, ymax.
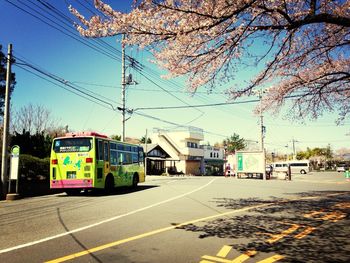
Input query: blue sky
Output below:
<box><xmin>1</xmin><ymin>0</ymin><xmax>349</xmax><ymax>155</ymax></box>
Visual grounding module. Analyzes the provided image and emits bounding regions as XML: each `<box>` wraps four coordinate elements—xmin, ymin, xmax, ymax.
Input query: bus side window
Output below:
<box><xmin>104</xmin><ymin>141</ymin><xmax>109</xmax><ymax>162</ymax></box>
<box><xmin>138</xmin><ymin>147</ymin><xmax>144</xmax><ymax>163</ymax></box>
<box><xmin>97</xmin><ymin>140</ymin><xmax>104</xmax><ymax>161</ymax></box>
<box><xmin>119</xmin><ymin>152</ymin><xmax>124</xmax><ymax>165</ymax></box>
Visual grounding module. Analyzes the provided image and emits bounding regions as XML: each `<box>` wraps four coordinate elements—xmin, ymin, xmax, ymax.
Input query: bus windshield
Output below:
<box><xmin>53</xmin><ymin>138</ymin><xmax>93</xmax><ymax>153</ymax></box>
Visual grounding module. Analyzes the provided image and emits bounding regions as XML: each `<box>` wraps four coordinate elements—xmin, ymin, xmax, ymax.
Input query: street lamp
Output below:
<box><xmin>224</xmin><ymin>143</ymin><xmax>228</xmax><ymax>177</ymax></box>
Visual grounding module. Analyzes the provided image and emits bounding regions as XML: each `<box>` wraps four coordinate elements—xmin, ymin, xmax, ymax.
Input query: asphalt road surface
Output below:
<box><xmin>0</xmin><ymin>171</ymin><xmax>349</xmax><ymax>263</ymax></box>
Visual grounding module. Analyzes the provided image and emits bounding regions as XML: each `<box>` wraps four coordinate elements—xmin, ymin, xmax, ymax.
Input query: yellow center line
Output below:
<box><xmin>45</xmin><ymin>204</ymin><xmax>270</xmax><ymax>263</ymax></box>
<box><xmin>294</xmin><ymin>227</ymin><xmax>316</xmax><ymax>239</ymax></box>
<box><xmin>216</xmin><ymin>245</ymin><xmax>232</xmax><ymax>258</ymax></box>
<box><xmin>303</xmin><ymin>210</ymin><xmax>324</xmax><ymax>218</ymax></box>
<box><xmin>267</xmin><ymin>224</ymin><xmax>299</xmax><ymax>244</ymax></box>
<box><xmin>231</xmin><ymin>250</ymin><xmax>257</xmax><ymax>263</ymax></box>
<box><xmin>201</xmin><ymin>255</ymin><xmax>235</xmax><ymax>263</ymax></box>
<box><xmin>45</xmin><ymin>192</ymin><xmax>348</xmax><ymax>263</ymax></box>
<box><xmin>333</xmin><ymin>202</ymin><xmax>350</xmax><ymax>209</ymax></box>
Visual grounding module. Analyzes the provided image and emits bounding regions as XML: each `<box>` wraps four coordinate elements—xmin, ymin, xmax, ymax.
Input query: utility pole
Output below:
<box><xmin>1</xmin><ymin>44</ymin><xmax>12</xmax><ymax>199</ymax></box>
<box><xmin>258</xmin><ymin>91</ymin><xmax>265</xmax><ymax>152</ymax></box>
<box><xmin>119</xmin><ymin>34</ymin><xmax>138</xmax><ymax>142</ymax></box>
<box><xmin>292</xmin><ymin>138</ymin><xmax>298</xmax><ymax>160</ymax></box>
<box><xmin>252</xmin><ymin>89</ymin><xmax>266</xmax><ymax>179</ymax></box>
<box><xmin>259</xmin><ymin>90</ymin><xmax>266</xmax><ymax>180</ymax></box>
<box><xmin>121</xmin><ymin>34</ymin><xmax>126</xmax><ymax>142</ymax></box>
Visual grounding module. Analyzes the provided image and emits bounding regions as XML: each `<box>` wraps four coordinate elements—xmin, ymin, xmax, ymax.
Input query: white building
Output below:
<box><xmin>151</xmin><ymin>127</ymin><xmax>204</xmax><ymax>175</ymax></box>
<box><xmin>202</xmin><ymin>145</ymin><xmax>225</xmax><ymax>175</ymax></box>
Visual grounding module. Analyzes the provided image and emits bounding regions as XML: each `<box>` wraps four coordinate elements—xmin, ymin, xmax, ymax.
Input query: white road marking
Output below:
<box><xmin>0</xmin><ymin>178</ymin><xmax>216</xmax><ymax>254</ymax></box>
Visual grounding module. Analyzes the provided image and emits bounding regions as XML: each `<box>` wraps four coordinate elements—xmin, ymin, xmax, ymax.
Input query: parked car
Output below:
<box><xmin>337</xmin><ymin>165</ymin><xmax>349</xmax><ymax>172</ymax></box>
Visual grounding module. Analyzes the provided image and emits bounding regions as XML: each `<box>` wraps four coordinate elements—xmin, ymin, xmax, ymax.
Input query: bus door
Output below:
<box><xmin>103</xmin><ymin>141</ymin><xmax>110</xmax><ymax>175</ymax></box>
<box><xmin>95</xmin><ymin>139</ymin><xmax>104</xmax><ymax>187</ymax></box>
<box><xmin>96</xmin><ymin>139</ymin><xmax>110</xmax><ymax>188</ymax></box>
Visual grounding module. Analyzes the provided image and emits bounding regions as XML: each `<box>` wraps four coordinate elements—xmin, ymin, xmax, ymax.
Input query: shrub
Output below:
<box><xmin>16</xmin><ymin>154</ymin><xmax>51</xmax><ymax>196</ymax></box>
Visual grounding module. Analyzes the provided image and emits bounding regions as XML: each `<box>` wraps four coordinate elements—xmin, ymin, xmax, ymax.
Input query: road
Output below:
<box><xmin>0</xmin><ymin>172</ymin><xmax>349</xmax><ymax>263</ymax></box>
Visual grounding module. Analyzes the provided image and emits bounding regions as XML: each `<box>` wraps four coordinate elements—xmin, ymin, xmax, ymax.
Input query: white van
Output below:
<box><xmin>273</xmin><ymin>162</ymin><xmax>289</xmax><ymax>173</ymax></box>
<box><xmin>289</xmin><ymin>160</ymin><xmax>310</xmax><ymax>174</ymax></box>
<box><xmin>273</xmin><ymin>160</ymin><xmax>310</xmax><ymax>174</ymax></box>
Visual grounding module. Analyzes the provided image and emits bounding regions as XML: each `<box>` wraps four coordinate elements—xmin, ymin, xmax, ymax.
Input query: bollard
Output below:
<box><xmin>345</xmin><ymin>170</ymin><xmax>350</xmax><ymax>181</ymax></box>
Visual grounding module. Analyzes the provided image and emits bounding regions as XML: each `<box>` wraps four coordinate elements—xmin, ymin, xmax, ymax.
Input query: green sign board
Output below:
<box><xmin>237</xmin><ymin>153</ymin><xmax>243</xmax><ymax>171</ymax></box>
<box><xmin>11</xmin><ymin>145</ymin><xmax>20</xmax><ymax>156</ymax></box>
<box><xmin>10</xmin><ymin>145</ymin><xmax>20</xmax><ymax>180</ymax></box>
<box><xmin>236</xmin><ymin>151</ymin><xmax>265</xmax><ymax>173</ymax></box>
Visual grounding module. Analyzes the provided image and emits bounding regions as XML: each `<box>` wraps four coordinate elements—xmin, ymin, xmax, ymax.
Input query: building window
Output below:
<box><xmin>187</xmin><ymin>142</ymin><xmax>198</xmax><ymax>148</ymax></box>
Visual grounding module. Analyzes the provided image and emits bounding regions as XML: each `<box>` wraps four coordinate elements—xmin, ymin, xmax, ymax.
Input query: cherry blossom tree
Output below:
<box><xmin>70</xmin><ymin>0</ymin><xmax>350</xmax><ymax>122</ymax></box>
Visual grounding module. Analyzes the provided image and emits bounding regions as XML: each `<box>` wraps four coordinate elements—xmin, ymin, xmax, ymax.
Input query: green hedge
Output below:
<box><xmin>15</xmin><ymin>154</ymin><xmax>53</xmax><ymax>196</ymax></box>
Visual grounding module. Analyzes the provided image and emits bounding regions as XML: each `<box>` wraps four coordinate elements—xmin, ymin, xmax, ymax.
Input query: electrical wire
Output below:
<box><xmin>14</xmin><ymin>56</ymin><xmax>120</xmax><ymax>110</ymax></box>
<box><xmin>12</xmin><ymin>57</ymin><xmax>230</xmax><ymax>139</ymax></box>
<box><xmin>14</xmin><ymin>64</ymin><xmax>114</xmax><ymax>111</ymax></box>
<box><xmin>5</xmin><ymin>0</ymin><xmax>123</xmax><ymax>62</ymax></box>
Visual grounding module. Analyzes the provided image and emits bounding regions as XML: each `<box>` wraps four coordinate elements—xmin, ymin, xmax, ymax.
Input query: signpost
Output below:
<box><xmin>7</xmin><ymin>145</ymin><xmax>20</xmax><ymax>200</ymax></box>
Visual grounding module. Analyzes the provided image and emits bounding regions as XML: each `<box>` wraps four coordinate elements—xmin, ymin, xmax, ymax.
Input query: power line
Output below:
<box><xmin>134</xmin><ymin>99</ymin><xmax>260</xmax><ymax>111</ymax></box>
<box><xmin>13</xmin><ymin>56</ymin><xmax>230</xmax><ymax>139</ymax></box>
<box><xmin>14</xmin><ymin>64</ymin><xmax>115</xmax><ymax>111</ymax></box>
<box><xmin>14</xmin><ymin>56</ymin><xmax>121</xmax><ymax>110</ymax></box>
<box><xmin>137</xmin><ymin>71</ymin><xmax>204</xmax><ymax>114</ymax></box>
<box><xmin>7</xmin><ymin>0</ymin><xmax>205</xmax><ymax>115</ymax></box>
<box><xmin>5</xmin><ymin>0</ymin><xmax>123</xmax><ymax>62</ymax></box>
<box><xmin>9</xmin><ymin>0</ymin><xmax>249</xmax><ymax>122</ymax></box>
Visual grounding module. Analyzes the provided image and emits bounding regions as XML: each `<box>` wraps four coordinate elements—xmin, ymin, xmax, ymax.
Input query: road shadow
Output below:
<box><xmin>56</xmin><ymin>185</ymin><xmax>159</xmax><ymax>197</ymax></box>
<box><xmin>177</xmin><ymin>191</ymin><xmax>350</xmax><ymax>262</ymax></box>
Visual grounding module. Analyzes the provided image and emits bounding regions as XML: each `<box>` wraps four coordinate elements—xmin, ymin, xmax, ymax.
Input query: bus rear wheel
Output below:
<box><xmin>132</xmin><ymin>174</ymin><xmax>139</xmax><ymax>188</ymax></box>
<box><xmin>66</xmin><ymin>189</ymin><xmax>81</xmax><ymax>196</ymax></box>
<box><xmin>105</xmin><ymin>175</ymin><xmax>115</xmax><ymax>194</ymax></box>
<box><xmin>300</xmin><ymin>169</ymin><xmax>306</xmax><ymax>174</ymax></box>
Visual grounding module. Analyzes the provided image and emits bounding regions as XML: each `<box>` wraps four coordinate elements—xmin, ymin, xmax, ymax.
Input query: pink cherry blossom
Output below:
<box><xmin>70</xmin><ymin>0</ymin><xmax>350</xmax><ymax>122</ymax></box>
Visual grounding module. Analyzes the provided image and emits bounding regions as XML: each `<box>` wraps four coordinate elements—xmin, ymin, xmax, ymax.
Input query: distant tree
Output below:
<box><xmin>296</xmin><ymin>151</ymin><xmax>309</xmax><ymax>160</ymax></box>
<box><xmin>213</xmin><ymin>142</ymin><xmax>221</xmax><ymax>148</ymax></box>
<box><xmin>325</xmin><ymin>144</ymin><xmax>333</xmax><ymax>159</ymax></box>
<box><xmin>140</xmin><ymin>136</ymin><xmax>152</xmax><ymax>144</ymax></box>
<box><xmin>335</xmin><ymin>147</ymin><xmax>350</xmax><ymax>159</ymax></box>
<box><xmin>110</xmin><ymin>134</ymin><xmax>121</xmax><ymax>141</ymax></box>
<box><xmin>296</xmin><ymin>146</ymin><xmax>333</xmax><ymax>160</ymax></box>
<box><xmin>0</xmin><ymin>44</ymin><xmax>16</xmax><ymax>119</ymax></box>
<box><xmin>223</xmin><ymin>133</ymin><xmax>246</xmax><ymax>153</ymax></box>
<box><xmin>46</xmin><ymin>126</ymin><xmax>67</xmax><ymax>138</ymax></box>
<box><xmin>71</xmin><ymin>0</ymin><xmax>350</xmax><ymax>122</ymax></box>
<box><xmin>11</xmin><ymin>104</ymin><xmax>58</xmax><ymax>135</ymax></box>
<box><xmin>10</xmin><ymin>104</ymin><xmax>64</xmax><ymax>158</ymax></box>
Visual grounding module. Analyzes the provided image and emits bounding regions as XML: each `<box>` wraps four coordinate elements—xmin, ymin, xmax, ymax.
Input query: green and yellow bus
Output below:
<box><xmin>50</xmin><ymin>131</ymin><xmax>145</xmax><ymax>195</ymax></box>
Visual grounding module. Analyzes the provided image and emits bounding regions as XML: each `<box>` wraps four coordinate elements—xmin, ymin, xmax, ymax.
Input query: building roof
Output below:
<box><xmin>140</xmin><ymin>144</ymin><xmax>172</xmax><ymax>158</ymax></box>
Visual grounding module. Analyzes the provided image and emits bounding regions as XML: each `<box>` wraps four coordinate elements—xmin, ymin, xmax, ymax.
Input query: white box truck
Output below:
<box><xmin>236</xmin><ymin>151</ymin><xmax>266</xmax><ymax>179</ymax></box>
